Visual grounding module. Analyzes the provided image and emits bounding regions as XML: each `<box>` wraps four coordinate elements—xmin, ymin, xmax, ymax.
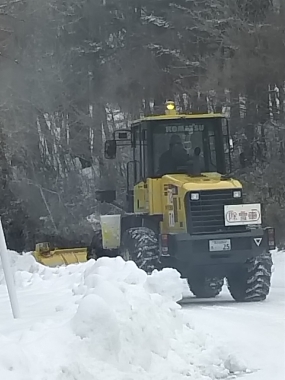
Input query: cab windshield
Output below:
<box><xmin>152</xmin><ymin>119</ymin><xmax>227</xmax><ymax>175</ymax></box>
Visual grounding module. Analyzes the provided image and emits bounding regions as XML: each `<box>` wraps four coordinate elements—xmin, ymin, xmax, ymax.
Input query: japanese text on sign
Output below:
<box><xmin>224</xmin><ymin>204</ymin><xmax>261</xmax><ymax>226</ymax></box>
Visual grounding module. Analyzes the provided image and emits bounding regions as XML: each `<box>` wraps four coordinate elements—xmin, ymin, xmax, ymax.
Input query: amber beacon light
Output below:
<box><xmin>165</xmin><ymin>100</ymin><xmax>175</xmax><ymax>110</ymax></box>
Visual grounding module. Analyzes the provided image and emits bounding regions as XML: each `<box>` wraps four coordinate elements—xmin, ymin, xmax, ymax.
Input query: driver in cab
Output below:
<box><xmin>158</xmin><ymin>134</ymin><xmax>190</xmax><ymax>175</ymax></box>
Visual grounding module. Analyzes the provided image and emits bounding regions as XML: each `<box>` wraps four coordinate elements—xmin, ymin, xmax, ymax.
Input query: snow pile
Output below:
<box><xmin>0</xmin><ymin>252</ymin><xmax>247</xmax><ymax>380</ymax></box>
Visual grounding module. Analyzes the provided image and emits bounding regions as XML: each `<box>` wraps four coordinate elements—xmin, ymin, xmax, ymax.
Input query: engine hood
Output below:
<box><xmin>163</xmin><ymin>172</ymin><xmax>242</xmax><ymax>191</ymax></box>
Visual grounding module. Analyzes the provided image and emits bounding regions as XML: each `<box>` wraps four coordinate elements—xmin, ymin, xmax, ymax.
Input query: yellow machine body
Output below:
<box><xmin>99</xmin><ymin>108</ymin><xmax>242</xmax><ymax>248</ymax></box>
<box><xmin>33</xmin><ymin>242</ymin><xmax>87</xmax><ymax>267</ymax></box>
<box><xmin>133</xmin><ymin>174</ymin><xmax>242</xmax><ymax>234</ymax></box>
<box><xmin>130</xmin><ymin>110</ymin><xmax>240</xmax><ymax>231</ymax></box>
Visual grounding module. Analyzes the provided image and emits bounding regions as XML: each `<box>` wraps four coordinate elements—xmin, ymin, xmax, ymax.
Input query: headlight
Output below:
<box><xmin>191</xmin><ymin>193</ymin><xmax>200</xmax><ymax>200</ymax></box>
<box><xmin>233</xmin><ymin>190</ymin><xmax>242</xmax><ymax>198</ymax></box>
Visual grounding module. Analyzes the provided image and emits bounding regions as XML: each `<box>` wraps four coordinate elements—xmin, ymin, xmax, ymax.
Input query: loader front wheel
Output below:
<box><xmin>226</xmin><ymin>252</ymin><xmax>273</xmax><ymax>302</ymax></box>
<box><xmin>188</xmin><ymin>276</ymin><xmax>224</xmax><ymax>298</ymax></box>
<box><xmin>120</xmin><ymin>227</ymin><xmax>160</xmax><ymax>274</ymax></box>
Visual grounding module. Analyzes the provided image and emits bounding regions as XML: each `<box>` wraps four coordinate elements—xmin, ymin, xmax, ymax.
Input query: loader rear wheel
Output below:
<box><xmin>226</xmin><ymin>252</ymin><xmax>273</xmax><ymax>302</ymax></box>
<box><xmin>120</xmin><ymin>227</ymin><xmax>160</xmax><ymax>274</ymax></box>
<box><xmin>188</xmin><ymin>276</ymin><xmax>224</xmax><ymax>298</ymax></box>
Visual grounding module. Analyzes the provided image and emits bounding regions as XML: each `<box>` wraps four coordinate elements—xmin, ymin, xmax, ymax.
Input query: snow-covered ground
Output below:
<box><xmin>0</xmin><ymin>250</ymin><xmax>283</xmax><ymax>379</ymax></box>
<box><xmin>181</xmin><ymin>250</ymin><xmax>285</xmax><ymax>380</ymax></box>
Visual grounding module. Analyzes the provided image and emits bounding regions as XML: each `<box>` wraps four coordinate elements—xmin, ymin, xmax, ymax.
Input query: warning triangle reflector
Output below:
<box><xmin>254</xmin><ymin>238</ymin><xmax>262</xmax><ymax>246</ymax></box>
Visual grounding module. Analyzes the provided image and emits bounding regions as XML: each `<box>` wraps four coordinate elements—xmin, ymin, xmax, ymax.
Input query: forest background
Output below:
<box><xmin>0</xmin><ymin>0</ymin><xmax>284</xmax><ymax>251</ymax></box>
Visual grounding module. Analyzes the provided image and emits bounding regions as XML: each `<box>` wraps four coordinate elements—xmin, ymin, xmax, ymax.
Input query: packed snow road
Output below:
<box><xmin>181</xmin><ymin>250</ymin><xmax>285</xmax><ymax>380</ymax></box>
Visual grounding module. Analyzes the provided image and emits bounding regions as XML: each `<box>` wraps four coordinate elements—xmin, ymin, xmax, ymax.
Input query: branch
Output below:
<box><xmin>0</xmin><ymin>0</ymin><xmax>24</xmax><ymax>9</ymax></box>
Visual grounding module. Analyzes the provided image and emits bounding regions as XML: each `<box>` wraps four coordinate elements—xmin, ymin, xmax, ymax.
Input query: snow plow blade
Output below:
<box><xmin>33</xmin><ymin>242</ymin><xmax>87</xmax><ymax>267</ymax></box>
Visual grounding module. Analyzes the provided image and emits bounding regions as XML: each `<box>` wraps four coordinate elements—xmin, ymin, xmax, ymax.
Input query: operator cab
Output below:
<box><xmin>141</xmin><ymin>115</ymin><xmax>230</xmax><ymax>178</ymax></box>
<box><xmin>103</xmin><ymin>101</ymin><xmax>232</xmax><ymax>209</ymax></box>
<box><xmin>108</xmin><ymin>101</ymin><xmax>232</xmax><ymax>180</ymax></box>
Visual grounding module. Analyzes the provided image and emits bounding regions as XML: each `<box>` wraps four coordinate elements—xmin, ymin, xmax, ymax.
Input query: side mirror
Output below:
<box><xmin>95</xmin><ymin>190</ymin><xmax>116</xmax><ymax>203</ymax></box>
<box><xmin>104</xmin><ymin>140</ymin><xmax>117</xmax><ymax>159</ymax></box>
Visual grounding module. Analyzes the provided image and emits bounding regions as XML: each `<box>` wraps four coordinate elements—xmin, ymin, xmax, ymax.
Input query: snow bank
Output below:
<box><xmin>272</xmin><ymin>249</ymin><xmax>285</xmax><ymax>286</ymax></box>
<box><xmin>0</xmin><ymin>252</ymin><xmax>247</xmax><ymax>380</ymax></box>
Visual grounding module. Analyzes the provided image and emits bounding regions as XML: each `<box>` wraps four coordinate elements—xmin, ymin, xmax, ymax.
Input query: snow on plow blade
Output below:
<box><xmin>32</xmin><ymin>242</ymin><xmax>87</xmax><ymax>267</ymax></box>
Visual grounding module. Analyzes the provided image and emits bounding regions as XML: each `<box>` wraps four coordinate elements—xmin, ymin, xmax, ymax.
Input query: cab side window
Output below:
<box><xmin>133</xmin><ymin>127</ymin><xmax>140</xmax><ymax>182</ymax></box>
<box><xmin>141</xmin><ymin>127</ymin><xmax>148</xmax><ymax>179</ymax></box>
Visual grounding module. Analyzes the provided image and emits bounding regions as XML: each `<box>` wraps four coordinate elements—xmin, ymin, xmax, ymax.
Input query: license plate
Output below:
<box><xmin>209</xmin><ymin>239</ymin><xmax>231</xmax><ymax>252</ymax></box>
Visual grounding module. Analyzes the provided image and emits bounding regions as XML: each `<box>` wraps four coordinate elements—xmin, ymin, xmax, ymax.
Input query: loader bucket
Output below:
<box><xmin>32</xmin><ymin>247</ymin><xmax>87</xmax><ymax>267</ymax></box>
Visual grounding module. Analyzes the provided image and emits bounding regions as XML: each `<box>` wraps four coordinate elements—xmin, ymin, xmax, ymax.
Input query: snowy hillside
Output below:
<box><xmin>0</xmin><ymin>252</ymin><xmax>249</xmax><ymax>380</ymax></box>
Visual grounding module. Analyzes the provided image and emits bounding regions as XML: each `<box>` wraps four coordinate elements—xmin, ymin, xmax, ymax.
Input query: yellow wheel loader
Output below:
<box><xmin>33</xmin><ymin>242</ymin><xmax>87</xmax><ymax>267</ymax></box>
<box><xmin>88</xmin><ymin>101</ymin><xmax>276</xmax><ymax>302</ymax></box>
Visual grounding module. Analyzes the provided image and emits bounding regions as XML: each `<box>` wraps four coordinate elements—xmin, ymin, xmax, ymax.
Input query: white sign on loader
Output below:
<box><xmin>224</xmin><ymin>204</ymin><xmax>262</xmax><ymax>226</ymax></box>
<box><xmin>254</xmin><ymin>238</ymin><xmax>262</xmax><ymax>246</ymax></box>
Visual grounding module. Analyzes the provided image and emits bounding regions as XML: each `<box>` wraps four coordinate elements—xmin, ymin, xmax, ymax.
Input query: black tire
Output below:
<box><xmin>120</xmin><ymin>227</ymin><xmax>160</xmax><ymax>274</ymax></box>
<box><xmin>188</xmin><ymin>276</ymin><xmax>224</xmax><ymax>298</ymax></box>
<box><xmin>87</xmin><ymin>230</ymin><xmax>118</xmax><ymax>260</ymax></box>
<box><xmin>226</xmin><ymin>252</ymin><xmax>273</xmax><ymax>302</ymax></box>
